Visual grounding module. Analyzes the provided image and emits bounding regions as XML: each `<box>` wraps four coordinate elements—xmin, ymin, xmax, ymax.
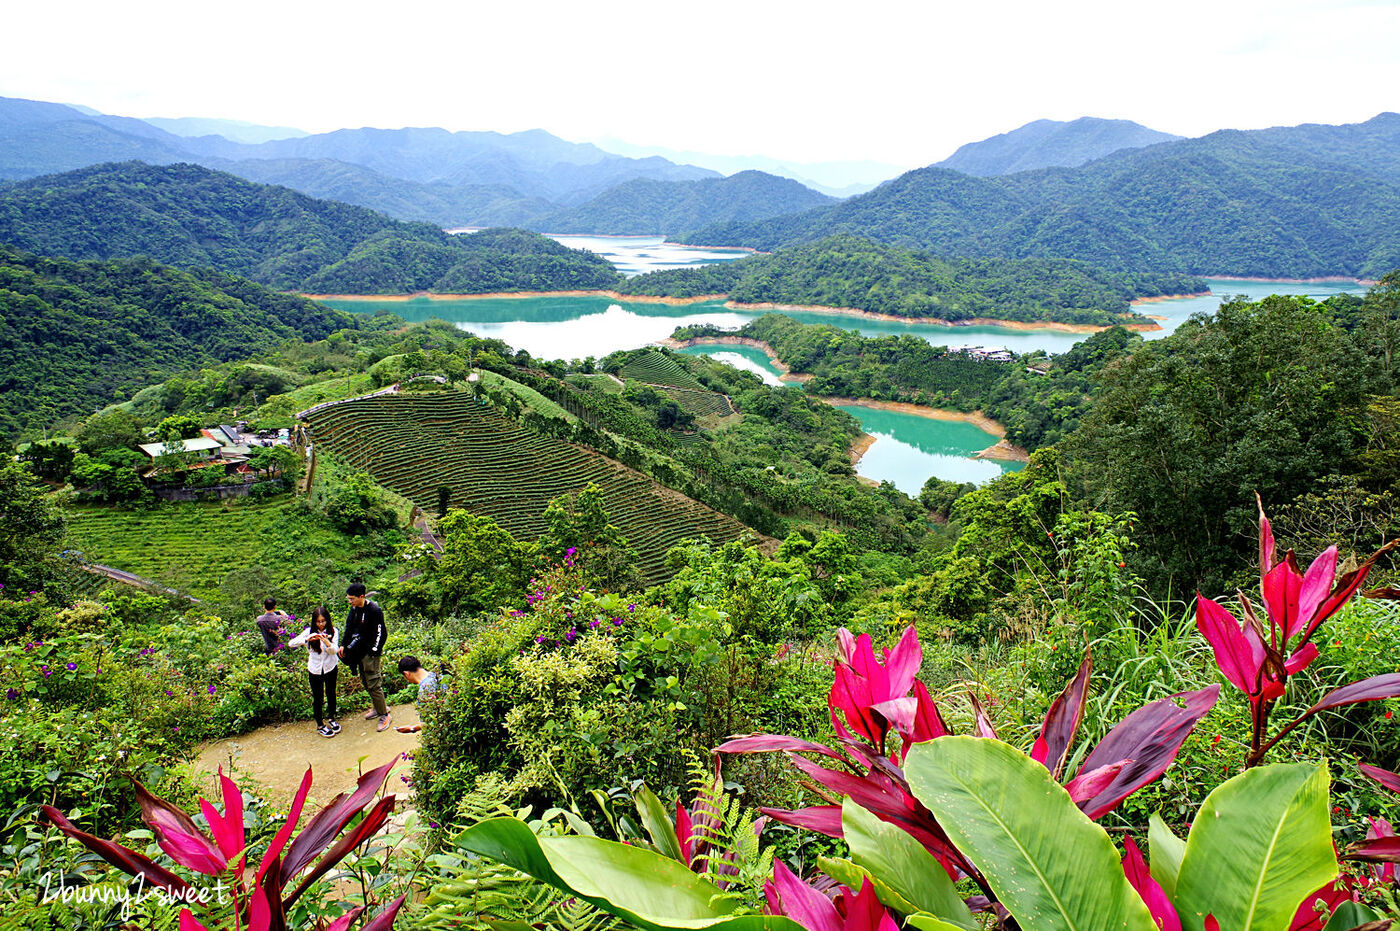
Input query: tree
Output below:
<box><xmin>76</xmin><ymin>409</ymin><xmax>144</xmax><ymax>455</ymax></box>
<box><xmin>0</xmin><ymin>461</ymin><xmax>66</xmax><ymax>592</ymax></box>
<box><xmin>1065</xmin><ymin>294</ymin><xmax>1366</xmax><ymax>592</ymax></box>
<box><xmin>430</xmin><ymin>510</ymin><xmax>532</xmax><ymax>616</ymax></box>
<box><xmin>535</xmin><ymin>484</ymin><xmax>642</xmax><ymax>592</ymax></box>
<box><xmin>323</xmin><ymin>472</ymin><xmax>398</xmax><ymax>535</ymax></box>
<box><xmin>156</xmin><ymin>414</ymin><xmax>203</xmax><ymax>442</ymax></box>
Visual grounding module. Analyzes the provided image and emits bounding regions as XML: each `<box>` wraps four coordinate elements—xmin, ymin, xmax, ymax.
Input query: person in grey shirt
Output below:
<box><xmin>254</xmin><ymin>597</ymin><xmax>288</xmax><ymax>654</ymax></box>
<box><xmin>394</xmin><ymin>655</ymin><xmax>441</xmax><ymax>733</ymax></box>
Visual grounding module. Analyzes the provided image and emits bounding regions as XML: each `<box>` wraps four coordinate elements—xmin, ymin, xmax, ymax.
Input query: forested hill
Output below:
<box><xmin>683</xmin><ymin>113</ymin><xmax>1400</xmax><ymax>279</ymax></box>
<box><xmin>934</xmin><ymin>117</ymin><xmax>1182</xmax><ymax>176</ymax></box>
<box><xmin>537</xmin><ymin>171</ymin><xmax>835</xmax><ymax>234</ymax></box>
<box><xmin>618</xmin><ymin>234</ymin><xmax>1204</xmax><ymax>325</ymax></box>
<box><xmin>0</xmin><ymin>162</ymin><xmax>621</xmax><ymax>293</ymax></box>
<box><xmin>0</xmin><ymin>246</ymin><xmax>372</xmax><ymax>438</ymax></box>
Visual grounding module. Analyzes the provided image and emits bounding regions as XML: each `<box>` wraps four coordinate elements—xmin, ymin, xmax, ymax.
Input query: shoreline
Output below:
<box><xmin>300</xmin><ymin>289</ymin><xmax>728</xmax><ymax>305</ymax></box>
<box><xmin>1203</xmin><ymin>275</ymin><xmax>1377</xmax><ymax>286</ymax></box>
<box><xmin>302</xmin><ymin>289</ymin><xmax>1162</xmax><ymax>334</ymax></box>
<box><xmin>722</xmin><ymin>300</ymin><xmax>1161</xmax><ymax>334</ymax></box>
<box><xmin>849</xmin><ymin>433</ymin><xmax>877</xmax><ymax>466</ymax></box>
<box><xmin>662</xmin><ymin>335</ymin><xmax>812</xmax><ymax>382</ymax></box>
<box><xmin>812</xmin><ymin>396</ymin><xmax>1009</xmax><ymax>438</ymax></box>
<box><xmin>1130</xmin><ymin>291</ymin><xmax>1212</xmax><ymax>305</ymax></box>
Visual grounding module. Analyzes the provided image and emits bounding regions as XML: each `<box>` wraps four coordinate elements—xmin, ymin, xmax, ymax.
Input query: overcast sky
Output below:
<box><xmin>4</xmin><ymin>0</ymin><xmax>1397</xmax><ymax>169</ymax></box>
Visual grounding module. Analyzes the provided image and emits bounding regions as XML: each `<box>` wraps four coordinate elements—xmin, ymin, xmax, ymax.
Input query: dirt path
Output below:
<box><xmin>193</xmin><ymin>703</ymin><xmax>422</xmax><ymax>805</ymax></box>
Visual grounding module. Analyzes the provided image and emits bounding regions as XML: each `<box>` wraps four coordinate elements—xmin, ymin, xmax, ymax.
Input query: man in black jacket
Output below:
<box><xmin>339</xmin><ymin>582</ymin><xmax>390</xmax><ymax>731</ymax></box>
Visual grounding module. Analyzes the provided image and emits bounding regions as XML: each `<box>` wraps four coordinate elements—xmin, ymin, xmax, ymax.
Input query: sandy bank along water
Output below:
<box><xmin>663</xmin><ymin>335</ymin><xmax>812</xmax><ymax>382</ymax></box>
<box><xmin>299</xmin><ymin>289</ymin><xmax>727</xmax><ymax>305</ymax></box>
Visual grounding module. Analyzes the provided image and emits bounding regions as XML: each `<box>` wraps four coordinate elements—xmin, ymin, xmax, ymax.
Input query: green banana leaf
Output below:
<box><xmin>455</xmin><ymin>816</ymin><xmax>800</xmax><ymax>931</ymax></box>
<box><xmin>634</xmin><ymin>783</ymin><xmax>685</xmax><ymax>863</ymax></box>
<box><xmin>905</xmin><ymin>736</ymin><xmax>1158</xmax><ymax>931</ymax></box>
<box><xmin>1321</xmin><ymin>900</ymin><xmax>1383</xmax><ymax>930</ymax></box>
<box><xmin>1148</xmin><ymin>814</ymin><xmax>1186</xmax><ymax>899</ymax></box>
<box><xmin>906</xmin><ymin>915</ymin><xmax>974</xmax><ymax>931</ymax></box>
<box><xmin>1174</xmin><ymin>763</ymin><xmax>1336</xmax><ymax>931</ymax></box>
<box><xmin>838</xmin><ymin>797</ymin><xmax>976</xmax><ymax>929</ymax></box>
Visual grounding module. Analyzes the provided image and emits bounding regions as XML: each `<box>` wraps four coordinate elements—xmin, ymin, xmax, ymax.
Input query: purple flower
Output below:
<box><xmin>164</xmin><ymin>690</ymin><xmax>174</xmax><ymax>697</ymax></box>
<box><xmin>41</xmin><ymin>666</ymin><xmax>51</xmax><ymax>678</ymax></box>
<box><xmin>589</xmin><ymin>619</ymin><xmax>601</xmax><ymax>629</ymax></box>
<box><xmin>65</xmin><ymin>662</ymin><xmax>77</xmax><ymax>671</ymax></box>
<box><xmin>565</xmin><ymin>628</ymin><xmax>577</xmax><ymax>643</ymax></box>
<box><xmin>627</xmin><ymin>603</ymin><xmax>637</xmax><ymax>613</ymax></box>
<box><xmin>428</xmin><ymin>820</ymin><xmax>440</xmax><ymax>829</ymax></box>
<box><xmin>611</xmin><ymin>617</ymin><xmax>623</xmax><ymax>627</ymax></box>
<box><xmin>207</xmin><ymin>685</ymin><xmax>217</xmax><ymax>695</ymax></box>
<box><xmin>566</xmin><ymin>547</ymin><xmax>577</xmax><ymax>558</ymax></box>
<box><xmin>535</xmin><ymin>635</ymin><xmax>546</xmax><ymax>643</ymax></box>
<box><xmin>5</xmin><ymin>688</ymin><xmax>18</xmax><ymax>700</ymax></box>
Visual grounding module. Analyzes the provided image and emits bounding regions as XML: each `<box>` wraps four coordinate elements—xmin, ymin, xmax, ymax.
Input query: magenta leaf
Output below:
<box><xmin>1036</xmin><ymin>653</ymin><xmax>1092</xmax><ymax>779</ymax></box>
<box><xmin>675</xmin><ymin>799</ymin><xmax>694</xmax><ymax>868</ymax></box>
<box><xmin>40</xmin><ymin>805</ymin><xmax>191</xmax><ymax>894</ymax></box>
<box><xmin>717</xmin><ymin>733</ymin><xmax>843</xmax><ymax>761</ymax></box>
<box><xmin>179</xmin><ymin>909</ymin><xmax>210</xmax><ymax>931</ymax></box>
<box><xmin>968</xmin><ymin>693</ymin><xmax>998</xmax><ymax>739</ymax></box>
<box><xmin>1343</xmin><ymin>836</ymin><xmax>1400</xmax><ymax>863</ymax></box>
<box><xmin>257</xmin><ymin>767</ymin><xmax>312</xmax><ymax>885</ymax></box>
<box><xmin>285</xmin><ymin>795</ymin><xmax>396</xmax><ymax>905</ymax></box>
<box><xmin>758</xmin><ymin>805</ymin><xmax>844</xmax><ymax>837</ymax></box>
<box><xmin>1122</xmin><ymin>836</ymin><xmax>1182</xmax><ymax>931</ymax></box>
<box><xmin>909</xmin><ymin>679</ymin><xmax>950</xmax><ymax>742</ymax></box>
<box><xmin>1195</xmin><ymin>595</ymin><xmax>1260</xmax><ymax>696</ymax></box>
<box><xmin>1302</xmin><ymin>538</ymin><xmax>1400</xmax><ymax>642</ymax></box>
<box><xmin>1065</xmin><ymin>761</ymin><xmax>1130</xmax><ymax>804</ymax></box>
<box><xmin>1360</xmin><ymin>763</ymin><xmax>1400</xmax><ymax>796</ymax></box>
<box><xmin>323</xmin><ymin>907</ymin><xmax>366</xmax><ymax>931</ymax></box>
<box><xmin>765</xmin><ymin>859</ymin><xmax>842</xmax><ymax>931</ymax></box>
<box><xmin>282</xmin><ymin>758</ymin><xmax>395</xmax><ymax>879</ymax></box>
<box><xmin>1288</xmin><ymin>879</ymin><xmax>1356</xmax><ymax>931</ymax></box>
<box><xmin>880</xmin><ymin>626</ymin><xmax>922</xmax><ymax>701</ymax></box>
<box><xmin>360</xmin><ymin>894</ymin><xmax>407</xmax><ymax>931</ymax></box>
<box><xmin>844</xmin><ymin>877</ymin><xmax>900</xmax><ymax>931</ymax></box>
<box><xmin>1076</xmin><ymin>686</ymin><xmax>1220</xmax><ymax>820</ymax></box>
<box><xmin>131</xmin><ymin>781</ymin><xmax>227</xmax><ymax>876</ymax></box>
<box><xmin>1306</xmin><ymin>674</ymin><xmax>1400</xmax><ymax>715</ymax></box>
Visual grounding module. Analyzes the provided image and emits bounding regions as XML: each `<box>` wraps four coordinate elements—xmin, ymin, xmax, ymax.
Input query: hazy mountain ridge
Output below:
<box><xmin>683</xmin><ymin>113</ymin><xmax>1400</xmax><ymax>279</ymax></box>
<box><xmin>538</xmin><ymin>171</ymin><xmax>836</xmax><ymax>234</ymax></box>
<box><xmin>935</xmin><ymin>117</ymin><xmax>1183</xmax><ymax>176</ymax></box>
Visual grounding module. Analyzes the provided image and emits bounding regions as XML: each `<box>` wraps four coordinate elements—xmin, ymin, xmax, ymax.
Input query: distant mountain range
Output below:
<box><xmin>0</xmin><ymin>95</ymin><xmax>842</xmax><ymax>232</ymax></box>
<box><xmin>933</xmin><ymin>117</ymin><xmax>1182</xmax><ymax>176</ymax></box>
<box><xmin>682</xmin><ymin>113</ymin><xmax>1400</xmax><ymax>279</ymax></box>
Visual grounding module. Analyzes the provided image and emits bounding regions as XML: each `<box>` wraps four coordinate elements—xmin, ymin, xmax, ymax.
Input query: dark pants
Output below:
<box><xmin>310</xmin><ymin>668</ymin><xmax>338</xmax><ymax>726</ymax></box>
<box><xmin>360</xmin><ymin>654</ymin><xmax>388</xmax><ymax>717</ymax></box>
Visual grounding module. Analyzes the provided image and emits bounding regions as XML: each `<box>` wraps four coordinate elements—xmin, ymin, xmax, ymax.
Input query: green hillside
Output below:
<box><xmin>0</xmin><ymin>246</ymin><xmax>366</xmax><ymax>438</ymax></box>
<box><xmin>620</xmin><ymin>235</ymin><xmax>1202</xmax><ymax>324</ymax></box>
<box><xmin>0</xmin><ymin>162</ymin><xmax>621</xmax><ymax>293</ymax></box>
<box><xmin>683</xmin><ymin>113</ymin><xmax>1400</xmax><ymax>279</ymax></box>
<box><xmin>303</xmin><ymin>392</ymin><xmax>754</xmax><ymax>583</ymax></box>
<box><xmin>539</xmin><ymin>170</ymin><xmax>834</xmax><ymax>235</ymax></box>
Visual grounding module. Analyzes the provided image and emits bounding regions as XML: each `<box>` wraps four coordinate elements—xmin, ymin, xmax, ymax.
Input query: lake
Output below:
<box><xmin>447</xmin><ymin>230</ymin><xmax>755</xmax><ymax>276</ymax></box>
<box><xmin>319</xmin><ymin>271</ymin><xmax>1367</xmax><ymax>493</ymax></box>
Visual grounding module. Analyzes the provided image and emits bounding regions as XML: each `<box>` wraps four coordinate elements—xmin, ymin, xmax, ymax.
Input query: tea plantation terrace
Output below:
<box><xmin>301</xmin><ymin>393</ymin><xmax>755</xmax><ymax>583</ymax></box>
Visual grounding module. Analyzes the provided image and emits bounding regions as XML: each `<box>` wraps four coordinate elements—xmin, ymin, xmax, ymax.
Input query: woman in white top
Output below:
<box><xmin>289</xmin><ymin>606</ymin><xmax>341</xmax><ymax>738</ymax></box>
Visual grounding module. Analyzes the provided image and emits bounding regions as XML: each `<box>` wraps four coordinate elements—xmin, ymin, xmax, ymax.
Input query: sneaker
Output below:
<box><xmin>364</xmin><ymin>708</ymin><xmax>379</xmax><ymax>720</ymax></box>
<box><xmin>376</xmin><ymin>713</ymin><xmax>392</xmax><ymax>732</ymax></box>
<box><xmin>317</xmin><ymin>724</ymin><xmax>334</xmax><ymax>738</ymax></box>
<box><xmin>328</xmin><ymin>719</ymin><xmax>341</xmax><ymax>733</ymax></box>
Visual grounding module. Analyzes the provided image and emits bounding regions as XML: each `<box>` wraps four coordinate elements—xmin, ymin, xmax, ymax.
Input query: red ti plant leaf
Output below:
<box><xmin>839</xmin><ymin>876</ymin><xmax>901</xmax><ymax>931</ymax></box>
<box><xmin>198</xmin><ymin>767</ymin><xmax>245</xmax><ymax>867</ymax></box>
<box><xmin>257</xmin><ymin>767</ymin><xmax>312</xmax><ymax>886</ymax></box>
<box><xmin>1307</xmin><ymin>674</ymin><xmax>1400</xmax><ymax>715</ymax></box>
<box><xmin>675</xmin><ymin>799</ymin><xmax>694</xmax><ymax>868</ymax></box>
<box><xmin>1360</xmin><ymin>763</ymin><xmax>1400</xmax><ymax>796</ymax></box>
<box><xmin>1032</xmin><ymin>652</ymin><xmax>1092</xmax><ymax>779</ymax></box>
<box><xmin>715</xmin><ymin>734</ymin><xmax>844</xmax><ymax>761</ymax></box>
<box><xmin>360</xmin><ymin>894</ymin><xmax>407</xmax><ymax>931</ymax></box>
<box><xmin>132</xmin><ymin>780</ymin><xmax>228</xmax><ymax>876</ymax></box>
<box><xmin>968</xmin><ymin>693</ymin><xmax>998</xmax><ymax>740</ymax></box>
<box><xmin>1300</xmin><ymin>538</ymin><xmax>1400</xmax><ymax>645</ymax></box>
<box><xmin>1122</xmin><ymin>836</ymin><xmax>1181</xmax><ymax>931</ymax></box>
<box><xmin>1289</xmin><ymin>878</ymin><xmax>1361</xmax><ymax>930</ymax></box>
<box><xmin>1366</xmin><ymin>819</ymin><xmax>1396</xmax><ymax>885</ymax></box>
<box><xmin>282</xmin><ymin>758</ymin><xmax>396</xmax><ymax>879</ymax></box>
<box><xmin>1196</xmin><ymin>595</ymin><xmax>1266</xmax><ymax>698</ymax></box>
<box><xmin>285</xmin><ymin>794</ymin><xmax>396</xmax><ymax>905</ymax></box>
<box><xmin>765</xmin><ymin>859</ymin><xmax>842</xmax><ymax>931</ymax></box>
<box><xmin>1074</xmin><ymin>686</ymin><xmax>1220</xmax><ymax>820</ymax></box>
<box><xmin>323</xmin><ymin>907</ymin><xmax>366</xmax><ymax>931</ymax></box>
<box><xmin>1064</xmin><ymin>760</ymin><xmax>1130</xmax><ymax>805</ymax></box>
<box><xmin>1344</xmin><ymin>836</ymin><xmax>1400</xmax><ymax>864</ymax></box>
<box><xmin>40</xmin><ymin>805</ymin><xmax>191</xmax><ymax>894</ymax></box>
<box><xmin>758</xmin><ymin>805</ymin><xmax>844</xmax><ymax>837</ymax></box>
<box><xmin>178</xmin><ymin>909</ymin><xmax>209</xmax><ymax>931</ymax></box>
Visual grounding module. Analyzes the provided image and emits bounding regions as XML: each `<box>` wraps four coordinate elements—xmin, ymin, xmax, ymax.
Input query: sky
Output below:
<box><xmin>4</xmin><ymin>0</ymin><xmax>1398</xmax><ymax>170</ymax></box>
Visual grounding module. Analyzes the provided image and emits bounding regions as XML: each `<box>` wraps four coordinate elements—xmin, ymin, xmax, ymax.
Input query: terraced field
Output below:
<box><xmin>659</xmin><ymin>385</ymin><xmax>736</xmax><ymax>419</ymax></box>
<box><xmin>304</xmin><ymin>393</ymin><xmax>753</xmax><ymax>583</ymax></box>
<box><xmin>64</xmin><ymin>498</ymin><xmax>355</xmax><ymax>600</ymax></box>
<box><xmin>618</xmin><ymin>350</ymin><xmax>707</xmax><ymax>390</ymax></box>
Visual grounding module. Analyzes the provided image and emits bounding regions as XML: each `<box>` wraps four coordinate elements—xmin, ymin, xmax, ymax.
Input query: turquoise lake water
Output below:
<box><xmin>320</xmin><ymin>267</ymin><xmax>1367</xmax><ymax>493</ymax></box>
